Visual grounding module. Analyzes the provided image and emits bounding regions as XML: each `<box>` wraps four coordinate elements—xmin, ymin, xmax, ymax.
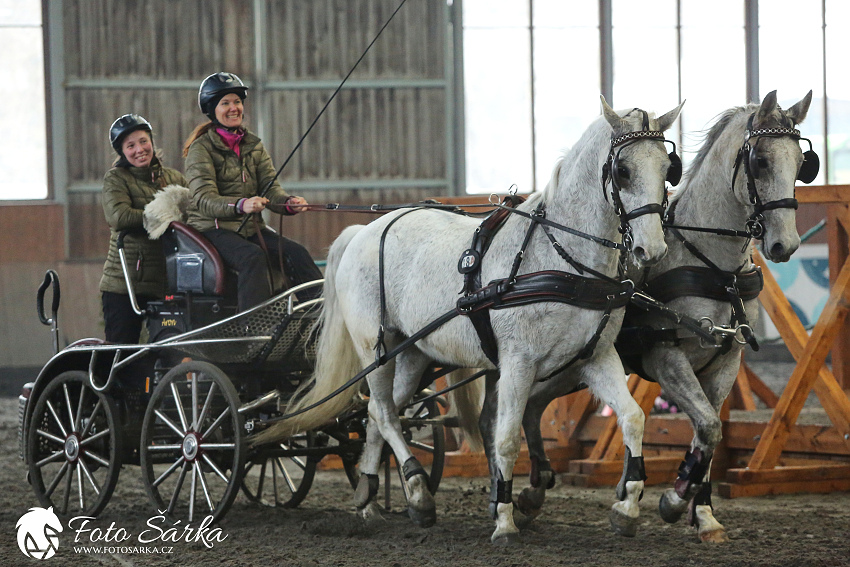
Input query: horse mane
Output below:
<box><xmin>683</xmin><ymin>100</ymin><xmax>797</xmax><ymax>194</ymax></box>
<box><xmin>685</xmin><ymin>106</ymin><xmax>747</xmax><ymax>182</ymax></box>
<box><xmin>544</xmin><ymin>109</ymin><xmax>649</xmax><ymax>200</ymax></box>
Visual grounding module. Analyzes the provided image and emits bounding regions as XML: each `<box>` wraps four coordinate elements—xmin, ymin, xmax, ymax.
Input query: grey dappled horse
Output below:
<box><xmin>489</xmin><ymin>90</ymin><xmax>814</xmax><ymax>543</ymax></box>
<box><xmin>255</xmin><ymin>98</ymin><xmax>682</xmax><ymax>544</ymax></box>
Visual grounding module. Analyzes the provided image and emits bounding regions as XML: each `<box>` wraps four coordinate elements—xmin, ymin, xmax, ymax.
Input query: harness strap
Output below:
<box><xmin>459</xmin><ymin>196</ymin><xmax>528</xmax><ymax>366</ymax></box>
<box><xmin>643</xmin><ymin>265</ymin><xmax>763</xmax><ymax>304</ymax></box>
<box><xmin>665</xmin><ymin>227</ymin><xmax>760</xmax><ymax>351</ymax></box>
<box><xmin>376</xmin><ymin>208</ymin><xmax>427</xmax><ymax>365</ymax></box>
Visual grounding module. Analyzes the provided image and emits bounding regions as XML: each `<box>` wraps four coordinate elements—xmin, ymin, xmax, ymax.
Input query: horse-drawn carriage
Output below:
<box><xmin>18</xmin><ymin>219</ymin><xmax>448</xmax><ymax>524</ymax></box>
<box><xmin>17</xmin><ymin>90</ymin><xmax>819</xmax><ymax>545</ymax></box>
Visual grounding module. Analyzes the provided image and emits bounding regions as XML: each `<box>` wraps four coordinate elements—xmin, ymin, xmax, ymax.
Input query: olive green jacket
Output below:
<box><xmin>184</xmin><ymin>128</ymin><xmax>290</xmax><ymax>237</ymax></box>
<box><xmin>99</xmin><ymin>158</ymin><xmax>188</xmax><ymax>296</ymax></box>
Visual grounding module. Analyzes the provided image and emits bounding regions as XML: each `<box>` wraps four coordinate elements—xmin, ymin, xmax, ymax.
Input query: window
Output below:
<box><xmin>760</xmin><ymin>0</ymin><xmax>825</xmax><ymax>184</ymax></box>
<box><xmin>0</xmin><ymin>0</ymin><xmax>47</xmax><ymax>200</ymax></box>
<box><xmin>463</xmin><ymin>0</ymin><xmax>533</xmax><ymax>194</ymax></box>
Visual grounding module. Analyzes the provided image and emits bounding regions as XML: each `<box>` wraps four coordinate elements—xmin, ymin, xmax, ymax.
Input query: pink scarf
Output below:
<box><xmin>216</xmin><ymin>127</ymin><xmax>245</xmax><ymax>157</ymax></box>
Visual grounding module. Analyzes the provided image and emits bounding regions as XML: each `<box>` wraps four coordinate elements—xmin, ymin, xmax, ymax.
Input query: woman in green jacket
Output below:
<box><xmin>100</xmin><ymin>114</ymin><xmax>187</xmax><ymax>343</ymax></box>
<box><xmin>183</xmin><ymin>72</ymin><xmax>321</xmax><ymax>311</ymax></box>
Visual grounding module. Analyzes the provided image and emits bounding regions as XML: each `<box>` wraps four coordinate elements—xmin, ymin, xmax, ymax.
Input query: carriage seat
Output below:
<box><xmin>161</xmin><ymin>222</ymin><xmax>236</xmax><ymax>298</ymax></box>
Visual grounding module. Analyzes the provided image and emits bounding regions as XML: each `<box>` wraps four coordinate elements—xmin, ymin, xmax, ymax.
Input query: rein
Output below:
<box><xmin>236</xmin><ymin>0</ymin><xmax>409</xmax><ymax>234</ymax></box>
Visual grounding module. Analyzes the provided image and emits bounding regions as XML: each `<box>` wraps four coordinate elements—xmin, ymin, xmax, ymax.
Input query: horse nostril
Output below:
<box><xmin>770</xmin><ymin>242</ymin><xmax>786</xmax><ymax>259</ymax></box>
<box><xmin>633</xmin><ymin>246</ymin><xmax>648</xmax><ymax>262</ymax></box>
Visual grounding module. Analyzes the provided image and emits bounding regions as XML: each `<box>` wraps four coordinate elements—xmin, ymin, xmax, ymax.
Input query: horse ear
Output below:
<box><xmin>656</xmin><ymin>100</ymin><xmax>685</xmax><ymax>132</ymax></box>
<box><xmin>600</xmin><ymin>95</ymin><xmax>624</xmax><ymax>130</ymax></box>
<box><xmin>786</xmin><ymin>90</ymin><xmax>813</xmax><ymax>125</ymax></box>
<box><xmin>756</xmin><ymin>90</ymin><xmax>778</xmax><ymax>124</ymax></box>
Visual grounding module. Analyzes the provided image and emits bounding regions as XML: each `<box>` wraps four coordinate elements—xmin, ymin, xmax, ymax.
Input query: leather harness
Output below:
<box><xmin>457</xmin><ymin>197</ymin><xmax>635</xmax><ymax>372</ymax></box>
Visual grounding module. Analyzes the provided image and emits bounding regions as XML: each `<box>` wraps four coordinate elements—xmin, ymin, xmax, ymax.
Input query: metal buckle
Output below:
<box><xmin>698</xmin><ymin>317</ymin><xmax>751</xmax><ymax>347</ymax></box>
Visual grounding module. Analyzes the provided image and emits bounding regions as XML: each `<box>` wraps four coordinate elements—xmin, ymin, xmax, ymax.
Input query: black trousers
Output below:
<box><xmin>202</xmin><ymin>227</ymin><xmax>322</xmax><ymax>311</ymax></box>
<box><xmin>102</xmin><ymin>291</ymin><xmax>157</xmax><ymax>344</ymax></box>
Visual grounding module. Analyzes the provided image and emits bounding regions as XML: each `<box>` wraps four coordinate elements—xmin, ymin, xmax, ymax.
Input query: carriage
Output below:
<box><xmin>17</xmin><ymin>220</ymin><xmax>449</xmax><ymax>524</ymax></box>
<box><xmin>17</xmin><ymin>91</ymin><xmax>817</xmax><ymax>545</ymax></box>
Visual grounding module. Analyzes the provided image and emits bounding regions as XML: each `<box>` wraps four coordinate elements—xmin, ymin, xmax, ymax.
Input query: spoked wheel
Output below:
<box><xmin>241</xmin><ymin>432</ymin><xmax>318</xmax><ymax>508</ymax></box>
<box><xmin>140</xmin><ymin>361</ymin><xmax>245</xmax><ymax>523</ymax></box>
<box><xmin>27</xmin><ymin>370</ymin><xmax>121</xmax><ymax>518</ymax></box>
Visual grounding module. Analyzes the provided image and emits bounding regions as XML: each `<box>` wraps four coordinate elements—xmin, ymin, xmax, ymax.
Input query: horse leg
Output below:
<box><xmin>392</xmin><ymin>350</ymin><xmax>438</xmax><ymax>526</ymax></box>
<box><xmin>359</xmin><ymin>349</ymin><xmax>436</xmax><ymax>527</ymax></box>
<box><xmin>489</xmin><ymin>360</ymin><xmax>535</xmax><ymax>545</ymax></box>
<box><xmin>584</xmin><ymin>349</ymin><xmax>647</xmax><ymax>537</ymax></box>
<box><xmin>515</xmin><ymin>378</ymin><xmax>563</xmax><ymax>519</ymax></box>
<box><xmin>353</xmin><ymin>417</ymin><xmax>386</xmax><ymax>522</ymax></box>
<box><xmin>478</xmin><ymin>371</ymin><xmax>500</xmax><ymax>483</ymax></box>
<box><xmin>686</xmin><ymin>355</ymin><xmax>741</xmax><ymax>543</ymax></box>
<box><xmin>643</xmin><ymin>349</ymin><xmax>727</xmax><ymax>533</ymax></box>
<box><xmin>478</xmin><ymin>371</ymin><xmax>533</xmax><ymax>528</ymax></box>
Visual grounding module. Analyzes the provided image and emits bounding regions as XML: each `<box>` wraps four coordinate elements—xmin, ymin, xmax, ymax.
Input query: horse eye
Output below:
<box><xmin>757</xmin><ymin>157</ymin><xmax>768</xmax><ymax>169</ymax></box>
<box><xmin>617</xmin><ymin>165</ymin><xmax>630</xmax><ymax>180</ymax></box>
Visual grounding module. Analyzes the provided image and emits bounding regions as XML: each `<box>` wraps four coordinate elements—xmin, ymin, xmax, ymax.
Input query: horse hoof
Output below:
<box><xmin>659</xmin><ymin>490</ymin><xmax>685</xmax><ymax>524</ymax></box>
<box><xmin>491</xmin><ymin>531</ymin><xmax>521</xmax><ymax>546</ymax></box>
<box><xmin>609</xmin><ymin>509</ymin><xmax>638</xmax><ymax>537</ymax></box>
<box><xmin>357</xmin><ymin>501</ymin><xmax>385</xmax><ymax>523</ymax></box>
<box><xmin>515</xmin><ymin>489</ymin><xmax>543</xmax><ymax>519</ymax></box>
<box><xmin>699</xmin><ymin>528</ymin><xmax>729</xmax><ymax>543</ymax></box>
<box><xmin>407</xmin><ymin>505</ymin><xmax>437</xmax><ymax>528</ymax></box>
<box><xmin>511</xmin><ymin>505</ymin><xmax>534</xmax><ymax>530</ymax></box>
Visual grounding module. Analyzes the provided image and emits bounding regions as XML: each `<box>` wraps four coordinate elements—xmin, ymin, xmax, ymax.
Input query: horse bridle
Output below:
<box><xmin>731</xmin><ymin>113</ymin><xmax>819</xmax><ymax>239</ymax></box>
<box><xmin>601</xmin><ymin>109</ymin><xmax>681</xmax><ymax>250</ymax></box>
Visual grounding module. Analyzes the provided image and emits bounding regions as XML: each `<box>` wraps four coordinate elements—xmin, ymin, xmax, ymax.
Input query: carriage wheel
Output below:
<box><xmin>241</xmin><ymin>432</ymin><xmax>318</xmax><ymax>508</ymax></box>
<box><xmin>27</xmin><ymin>370</ymin><xmax>121</xmax><ymax>518</ymax></box>
<box><xmin>140</xmin><ymin>361</ymin><xmax>245</xmax><ymax>523</ymax></box>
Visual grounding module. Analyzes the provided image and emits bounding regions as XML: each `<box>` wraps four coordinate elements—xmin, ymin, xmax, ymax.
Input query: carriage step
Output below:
<box><xmin>238</xmin><ymin>390</ymin><xmax>281</xmax><ymax>413</ymax></box>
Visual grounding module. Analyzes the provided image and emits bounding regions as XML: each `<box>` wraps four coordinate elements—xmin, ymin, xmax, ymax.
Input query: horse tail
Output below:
<box><xmin>251</xmin><ymin>225</ymin><xmax>366</xmax><ymax>445</ymax></box>
<box><xmin>444</xmin><ymin>368</ymin><xmax>484</xmax><ymax>452</ymax></box>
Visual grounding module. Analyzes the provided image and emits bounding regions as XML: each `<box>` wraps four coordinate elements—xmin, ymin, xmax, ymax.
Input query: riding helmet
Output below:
<box><xmin>109</xmin><ymin>114</ymin><xmax>152</xmax><ymax>153</ymax></box>
<box><xmin>198</xmin><ymin>72</ymin><xmax>248</xmax><ymax>120</ymax></box>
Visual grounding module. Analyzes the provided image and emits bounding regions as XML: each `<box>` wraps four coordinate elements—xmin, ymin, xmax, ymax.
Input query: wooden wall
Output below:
<box><xmin>62</xmin><ymin>0</ymin><xmax>451</xmax><ymax>259</ymax></box>
<box><xmin>0</xmin><ymin>0</ymin><xmax>452</xmax><ymax>370</ymax></box>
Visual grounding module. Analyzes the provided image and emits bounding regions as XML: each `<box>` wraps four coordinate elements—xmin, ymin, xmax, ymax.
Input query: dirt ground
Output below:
<box><xmin>2</xmin><ymin>397</ymin><xmax>850</xmax><ymax>567</ymax></box>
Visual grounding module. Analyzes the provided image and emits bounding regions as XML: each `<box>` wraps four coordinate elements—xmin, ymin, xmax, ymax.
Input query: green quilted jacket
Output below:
<box><xmin>184</xmin><ymin>128</ymin><xmax>290</xmax><ymax>237</ymax></box>
<box><xmin>99</xmin><ymin>158</ymin><xmax>188</xmax><ymax>296</ymax></box>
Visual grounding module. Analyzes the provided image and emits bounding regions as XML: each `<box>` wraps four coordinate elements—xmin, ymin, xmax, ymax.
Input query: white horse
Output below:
<box><xmin>492</xmin><ymin>90</ymin><xmax>814</xmax><ymax>542</ymax></box>
<box><xmin>256</xmin><ymin>97</ymin><xmax>682</xmax><ymax>544</ymax></box>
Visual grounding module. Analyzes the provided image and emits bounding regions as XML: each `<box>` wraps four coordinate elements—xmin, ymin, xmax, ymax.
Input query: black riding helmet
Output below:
<box><xmin>198</xmin><ymin>72</ymin><xmax>248</xmax><ymax>120</ymax></box>
<box><xmin>109</xmin><ymin>114</ymin><xmax>152</xmax><ymax>153</ymax></box>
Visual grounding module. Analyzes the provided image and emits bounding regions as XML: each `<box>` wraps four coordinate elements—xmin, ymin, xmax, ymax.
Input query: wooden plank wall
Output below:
<box><xmin>63</xmin><ymin>0</ymin><xmax>449</xmax><ymax>259</ymax></box>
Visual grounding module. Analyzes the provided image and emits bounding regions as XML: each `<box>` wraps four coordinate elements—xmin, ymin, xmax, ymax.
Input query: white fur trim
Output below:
<box><xmin>144</xmin><ymin>184</ymin><xmax>190</xmax><ymax>239</ymax></box>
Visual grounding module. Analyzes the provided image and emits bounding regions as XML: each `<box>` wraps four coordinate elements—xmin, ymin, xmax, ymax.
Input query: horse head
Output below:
<box><xmin>600</xmin><ymin>96</ymin><xmax>684</xmax><ymax>267</ymax></box>
<box><xmin>734</xmin><ymin>90</ymin><xmax>814</xmax><ymax>262</ymax></box>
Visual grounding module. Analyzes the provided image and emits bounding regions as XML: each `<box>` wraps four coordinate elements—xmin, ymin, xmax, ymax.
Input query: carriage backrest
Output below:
<box><xmin>161</xmin><ymin>222</ymin><xmax>236</xmax><ymax>298</ymax></box>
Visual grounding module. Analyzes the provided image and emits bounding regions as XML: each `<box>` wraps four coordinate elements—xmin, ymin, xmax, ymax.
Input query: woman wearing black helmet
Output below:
<box><xmin>100</xmin><ymin>114</ymin><xmax>187</xmax><ymax>343</ymax></box>
<box><xmin>182</xmin><ymin>71</ymin><xmax>321</xmax><ymax>311</ymax></box>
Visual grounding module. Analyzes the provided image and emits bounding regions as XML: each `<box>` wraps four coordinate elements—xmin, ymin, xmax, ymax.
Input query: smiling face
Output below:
<box><xmin>215</xmin><ymin>93</ymin><xmax>244</xmax><ymax>129</ymax></box>
<box><xmin>121</xmin><ymin>129</ymin><xmax>153</xmax><ymax>168</ymax></box>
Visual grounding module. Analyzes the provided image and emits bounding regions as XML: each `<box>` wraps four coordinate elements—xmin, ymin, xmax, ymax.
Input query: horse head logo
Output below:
<box><xmin>16</xmin><ymin>506</ymin><xmax>63</xmax><ymax>560</ymax></box>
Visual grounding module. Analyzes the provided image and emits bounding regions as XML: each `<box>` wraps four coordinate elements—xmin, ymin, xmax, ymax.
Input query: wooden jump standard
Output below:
<box><xmin>556</xmin><ymin>185</ymin><xmax>850</xmax><ymax>495</ymax></box>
